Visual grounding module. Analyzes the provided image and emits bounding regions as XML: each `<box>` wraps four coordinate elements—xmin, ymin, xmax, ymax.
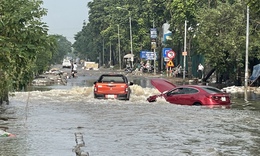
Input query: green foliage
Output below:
<box><xmin>73</xmin><ymin>0</ymin><xmax>260</xmax><ymax>83</ymax></box>
<box><xmin>0</xmin><ymin>0</ymin><xmax>55</xmax><ymax>101</ymax></box>
<box><xmin>74</xmin><ymin>0</ymin><xmax>167</xmax><ymax>64</ymax></box>
<box><xmin>73</xmin><ymin>23</ymin><xmax>100</xmax><ymax>61</ymax></box>
<box><xmin>50</xmin><ymin>35</ymin><xmax>72</xmax><ymax>64</ymax></box>
<box><xmin>247</xmin><ymin>0</ymin><xmax>260</xmax><ymax>15</ymax></box>
<box><xmin>195</xmin><ymin>1</ymin><xmax>260</xmax><ymax>74</ymax></box>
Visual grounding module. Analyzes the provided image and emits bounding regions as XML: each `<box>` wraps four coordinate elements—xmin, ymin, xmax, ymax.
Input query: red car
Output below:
<box><xmin>93</xmin><ymin>74</ymin><xmax>133</xmax><ymax>100</ymax></box>
<box><xmin>147</xmin><ymin>78</ymin><xmax>231</xmax><ymax>106</ymax></box>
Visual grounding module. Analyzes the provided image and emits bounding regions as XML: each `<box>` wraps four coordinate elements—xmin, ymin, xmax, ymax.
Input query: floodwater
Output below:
<box><xmin>1</xmin><ymin>71</ymin><xmax>260</xmax><ymax>156</ymax></box>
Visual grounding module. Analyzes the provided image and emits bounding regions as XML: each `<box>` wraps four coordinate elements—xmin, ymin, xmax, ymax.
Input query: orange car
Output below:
<box><xmin>93</xmin><ymin>74</ymin><xmax>133</xmax><ymax>100</ymax></box>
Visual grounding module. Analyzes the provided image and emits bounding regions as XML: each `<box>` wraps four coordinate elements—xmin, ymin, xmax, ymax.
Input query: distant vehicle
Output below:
<box><xmin>93</xmin><ymin>74</ymin><xmax>133</xmax><ymax>100</ymax></box>
<box><xmin>147</xmin><ymin>78</ymin><xmax>231</xmax><ymax>106</ymax></box>
<box><xmin>62</xmin><ymin>59</ymin><xmax>71</xmax><ymax>68</ymax></box>
<box><xmin>124</xmin><ymin>66</ymin><xmax>135</xmax><ymax>74</ymax></box>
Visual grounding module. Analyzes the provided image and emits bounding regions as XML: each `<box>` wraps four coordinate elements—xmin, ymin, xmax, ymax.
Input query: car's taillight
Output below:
<box><xmin>94</xmin><ymin>86</ymin><xmax>97</xmax><ymax>92</ymax></box>
<box><xmin>125</xmin><ymin>86</ymin><xmax>129</xmax><ymax>92</ymax></box>
<box><xmin>206</xmin><ymin>95</ymin><xmax>218</xmax><ymax>101</ymax></box>
<box><xmin>211</xmin><ymin>96</ymin><xmax>219</xmax><ymax>100</ymax></box>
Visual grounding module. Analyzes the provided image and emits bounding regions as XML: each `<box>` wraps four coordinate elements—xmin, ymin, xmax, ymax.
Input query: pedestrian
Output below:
<box><xmin>197</xmin><ymin>63</ymin><xmax>204</xmax><ymax>79</ymax></box>
<box><xmin>72</xmin><ymin>62</ymin><xmax>77</xmax><ymax>78</ymax></box>
<box><xmin>145</xmin><ymin>61</ymin><xmax>151</xmax><ymax>72</ymax></box>
<box><xmin>176</xmin><ymin>64</ymin><xmax>182</xmax><ymax>77</ymax></box>
<box><xmin>173</xmin><ymin>64</ymin><xmax>180</xmax><ymax>77</ymax></box>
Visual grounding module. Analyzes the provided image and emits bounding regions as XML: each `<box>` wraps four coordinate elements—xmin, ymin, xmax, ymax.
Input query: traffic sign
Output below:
<box><xmin>140</xmin><ymin>51</ymin><xmax>157</xmax><ymax>60</ymax></box>
<box><xmin>167</xmin><ymin>60</ymin><xmax>174</xmax><ymax>67</ymax></box>
<box><xmin>164</xmin><ymin>57</ymin><xmax>170</xmax><ymax>62</ymax></box>
<box><xmin>151</xmin><ymin>41</ymin><xmax>156</xmax><ymax>49</ymax></box>
<box><xmin>166</xmin><ymin>50</ymin><xmax>176</xmax><ymax>59</ymax></box>
<box><xmin>150</xmin><ymin>28</ymin><xmax>157</xmax><ymax>39</ymax></box>
<box><xmin>162</xmin><ymin>48</ymin><xmax>172</xmax><ymax>58</ymax></box>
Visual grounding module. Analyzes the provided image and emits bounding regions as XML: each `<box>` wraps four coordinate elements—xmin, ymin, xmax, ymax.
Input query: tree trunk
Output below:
<box><xmin>0</xmin><ymin>91</ymin><xmax>9</xmax><ymax>105</ymax></box>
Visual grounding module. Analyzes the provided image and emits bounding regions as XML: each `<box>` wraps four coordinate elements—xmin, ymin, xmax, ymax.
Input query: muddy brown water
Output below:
<box><xmin>1</xmin><ymin>69</ymin><xmax>260</xmax><ymax>156</ymax></box>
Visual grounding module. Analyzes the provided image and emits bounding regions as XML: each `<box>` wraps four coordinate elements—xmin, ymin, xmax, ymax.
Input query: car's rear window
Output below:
<box><xmin>99</xmin><ymin>76</ymin><xmax>126</xmax><ymax>83</ymax></box>
<box><xmin>201</xmin><ymin>87</ymin><xmax>223</xmax><ymax>94</ymax></box>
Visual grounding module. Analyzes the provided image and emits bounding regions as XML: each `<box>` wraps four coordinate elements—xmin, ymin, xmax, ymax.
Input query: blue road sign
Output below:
<box><xmin>140</xmin><ymin>51</ymin><xmax>157</xmax><ymax>60</ymax></box>
<box><xmin>162</xmin><ymin>48</ymin><xmax>172</xmax><ymax>58</ymax></box>
<box><xmin>163</xmin><ymin>32</ymin><xmax>172</xmax><ymax>42</ymax></box>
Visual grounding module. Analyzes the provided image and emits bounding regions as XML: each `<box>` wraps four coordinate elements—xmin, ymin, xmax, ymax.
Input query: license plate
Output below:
<box><xmin>106</xmin><ymin>94</ymin><xmax>115</xmax><ymax>99</ymax></box>
<box><xmin>221</xmin><ymin>97</ymin><xmax>226</xmax><ymax>101</ymax></box>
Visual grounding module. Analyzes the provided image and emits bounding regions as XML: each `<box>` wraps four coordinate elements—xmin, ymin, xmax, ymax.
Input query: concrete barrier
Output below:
<box><xmin>73</xmin><ymin>132</ymin><xmax>89</xmax><ymax>156</ymax></box>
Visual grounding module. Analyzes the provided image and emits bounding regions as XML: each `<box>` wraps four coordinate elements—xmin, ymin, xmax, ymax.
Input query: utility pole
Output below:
<box><xmin>102</xmin><ymin>39</ymin><xmax>105</xmax><ymax>67</ymax></box>
<box><xmin>109</xmin><ymin>42</ymin><xmax>112</xmax><ymax>67</ymax></box>
<box><xmin>118</xmin><ymin>25</ymin><xmax>121</xmax><ymax>70</ymax></box>
<box><xmin>116</xmin><ymin>7</ymin><xmax>134</xmax><ymax>68</ymax></box>
<box><xmin>153</xmin><ymin>20</ymin><xmax>156</xmax><ymax>75</ymax></box>
<box><xmin>183</xmin><ymin>20</ymin><xmax>187</xmax><ymax>82</ymax></box>
<box><xmin>129</xmin><ymin>13</ymin><xmax>133</xmax><ymax>68</ymax></box>
<box><xmin>244</xmin><ymin>6</ymin><xmax>249</xmax><ymax>100</ymax></box>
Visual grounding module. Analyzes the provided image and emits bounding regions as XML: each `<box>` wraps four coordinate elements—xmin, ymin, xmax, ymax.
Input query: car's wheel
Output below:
<box><xmin>193</xmin><ymin>102</ymin><xmax>202</xmax><ymax>106</ymax></box>
<box><xmin>94</xmin><ymin>93</ymin><xmax>97</xmax><ymax>98</ymax></box>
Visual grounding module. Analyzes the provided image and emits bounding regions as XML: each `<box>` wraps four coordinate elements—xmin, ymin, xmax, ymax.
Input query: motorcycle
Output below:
<box><xmin>124</xmin><ymin>67</ymin><xmax>134</xmax><ymax>74</ymax></box>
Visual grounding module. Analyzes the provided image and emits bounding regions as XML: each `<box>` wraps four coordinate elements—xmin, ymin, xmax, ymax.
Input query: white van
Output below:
<box><xmin>62</xmin><ymin>59</ymin><xmax>71</xmax><ymax>68</ymax></box>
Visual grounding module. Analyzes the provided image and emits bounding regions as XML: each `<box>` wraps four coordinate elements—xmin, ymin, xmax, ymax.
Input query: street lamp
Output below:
<box><xmin>116</xmin><ymin>6</ymin><xmax>133</xmax><ymax>68</ymax></box>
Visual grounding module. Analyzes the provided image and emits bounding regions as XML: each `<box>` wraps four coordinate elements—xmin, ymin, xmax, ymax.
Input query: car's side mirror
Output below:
<box><xmin>129</xmin><ymin>82</ymin><xmax>134</xmax><ymax>86</ymax></box>
<box><xmin>93</xmin><ymin>81</ymin><xmax>97</xmax><ymax>85</ymax></box>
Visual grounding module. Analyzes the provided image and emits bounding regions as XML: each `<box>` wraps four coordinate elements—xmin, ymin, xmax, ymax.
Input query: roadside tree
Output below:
<box><xmin>0</xmin><ymin>0</ymin><xmax>54</xmax><ymax>104</ymax></box>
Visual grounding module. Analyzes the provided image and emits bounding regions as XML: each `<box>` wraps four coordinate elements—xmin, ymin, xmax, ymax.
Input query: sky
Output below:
<box><xmin>42</xmin><ymin>0</ymin><xmax>92</xmax><ymax>43</ymax></box>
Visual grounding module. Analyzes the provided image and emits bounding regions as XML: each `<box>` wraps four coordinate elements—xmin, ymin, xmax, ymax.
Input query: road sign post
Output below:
<box><xmin>166</xmin><ymin>49</ymin><xmax>175</xmax><ymax>77</ymax></box>
<box><xmin>150</xmin><ymin>28</ymin><xmax>157</xmax><ymax>75</ymax></box>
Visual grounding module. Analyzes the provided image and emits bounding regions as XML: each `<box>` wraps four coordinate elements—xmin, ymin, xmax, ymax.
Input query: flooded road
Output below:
<box><xmin>1</xmin><ymin>70</ymin><xmax>260</xmax><ymax>156</ymax></box>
